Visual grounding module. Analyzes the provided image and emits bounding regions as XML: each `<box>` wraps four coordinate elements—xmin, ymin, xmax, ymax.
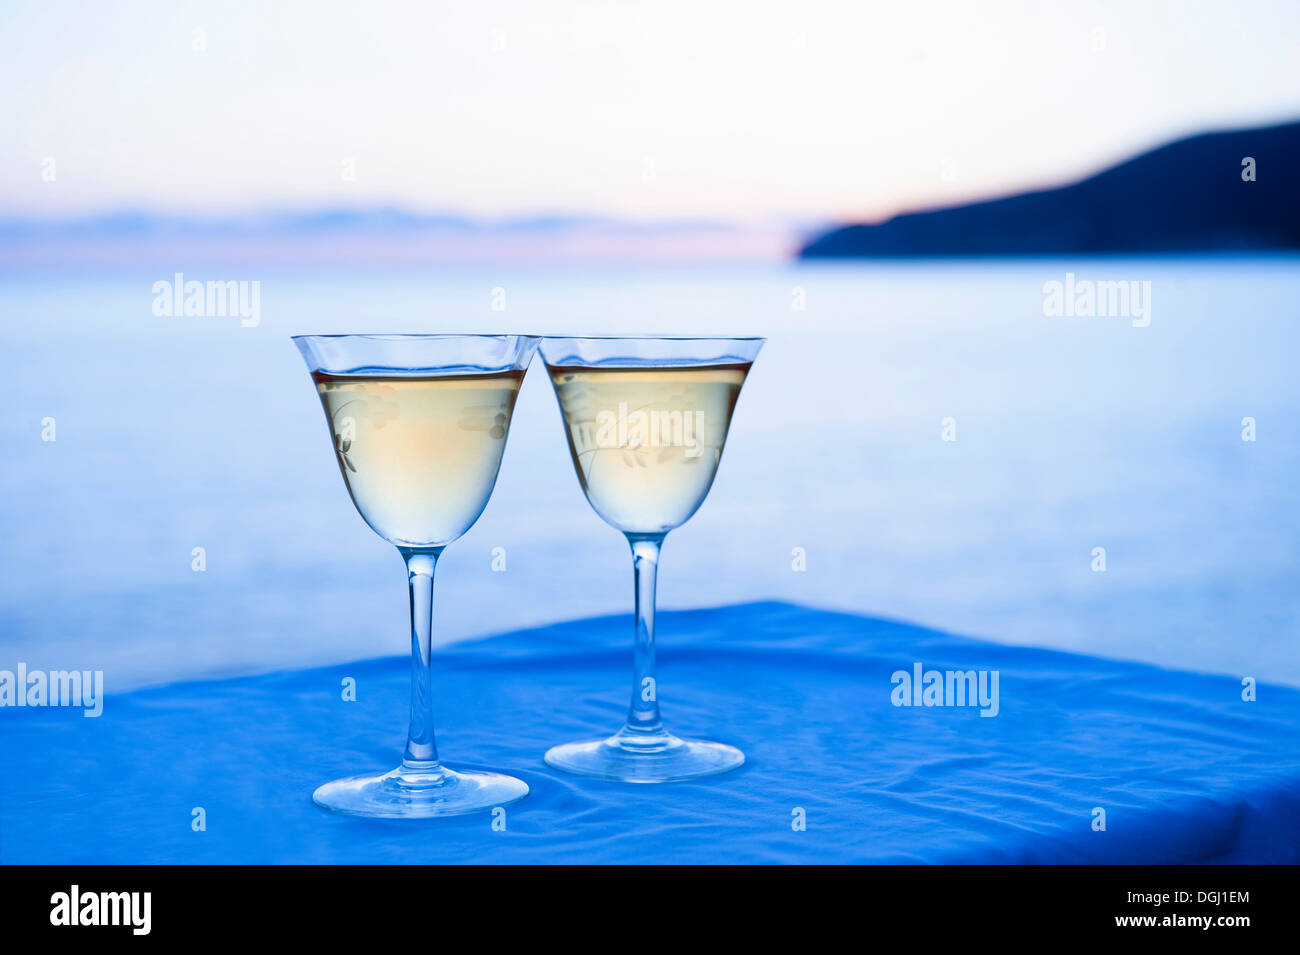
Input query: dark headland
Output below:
<box><xmin>799</xmin><ymin>120</ymin><xmax>1300</xmax><ymax>257</ymax></box>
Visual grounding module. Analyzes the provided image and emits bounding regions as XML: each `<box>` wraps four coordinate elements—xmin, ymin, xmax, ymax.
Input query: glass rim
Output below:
<box><xmin>537</xmin><ymin>336</ymin><xmax>764</xmax><ymax>369</ymax></box>
<box><xmin>291</xmin><ymin>335</ymin><xmax>765</xmax><ymax>342</ymax></box>
<box><xmin>290</xmin><ymin>333</ymin><xmax>537</xmax><ymax>341</ymax></box>
<box><xmin>294</xmin><ymin>333</ymin><xmax>541</xmax><ymax>376</ymax></box>
<box><xmin>538</xmin><ymin>335</ymin><xmax>766</xmax><ymax>342</ymax></box>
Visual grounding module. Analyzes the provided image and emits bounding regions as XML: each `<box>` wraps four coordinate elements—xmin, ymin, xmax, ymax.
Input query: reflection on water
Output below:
<box><xmin>4</xmin><ymin>258</ymin><xmax>1298</xmax><ymax>688</ymax></box>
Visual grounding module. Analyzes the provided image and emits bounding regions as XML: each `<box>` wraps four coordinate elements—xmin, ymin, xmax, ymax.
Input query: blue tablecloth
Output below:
<box><xmin>3</xmin><ymin>602</ymin><xmax>1298</xmax><ymax>864</ymax></box>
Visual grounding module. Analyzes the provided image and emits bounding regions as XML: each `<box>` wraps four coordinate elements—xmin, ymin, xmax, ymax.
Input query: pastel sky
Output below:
<box><xmin>3</xmin><ymin>0</ymin><xmax>1299</xmax><ymax>223</ymax></box>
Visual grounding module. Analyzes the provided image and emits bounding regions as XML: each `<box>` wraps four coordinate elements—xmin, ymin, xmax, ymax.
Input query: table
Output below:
<box><xmin>3</xmin><ymin>603</ymin><xmax>1296</xmax><ymax>863</ymax></box>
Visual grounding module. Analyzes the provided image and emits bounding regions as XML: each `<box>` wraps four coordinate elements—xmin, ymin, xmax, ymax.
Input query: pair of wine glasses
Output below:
<box><xmin>293</xmin><ymin>334</ymin><xmax>763</xmax><ymax>818</ymax></box>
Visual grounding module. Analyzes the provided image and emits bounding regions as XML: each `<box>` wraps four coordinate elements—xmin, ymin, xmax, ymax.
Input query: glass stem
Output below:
<box><xmin>623</xmin><ymin>534</ymin><xmax>667</xmax><ymax>740</ymax></box>
<box><xmin>400</xmin><ymin>548</ymin><xmax>443</xmax><ymax>770</ymax></box>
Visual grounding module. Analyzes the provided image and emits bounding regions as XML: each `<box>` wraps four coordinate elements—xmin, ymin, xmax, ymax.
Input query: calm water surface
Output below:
<box><xmin>4</xmin><ymin>258</ymin><xmax>1297</xmax><ymax>688</ymax></box>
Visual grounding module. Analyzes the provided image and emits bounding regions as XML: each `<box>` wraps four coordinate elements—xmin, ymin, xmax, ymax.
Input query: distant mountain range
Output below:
<box><xmin>800</xmin><ymin>120</ymin><xmax>1300</xmax><ymax>258</ymax></box>
<box><xmin>0</xmin><ymin>209</ymin><xmax>746</xmax><ymax>240</ymax></box>
<box><xmin>0</xmin><ymin>210</ymin><xmax>796</xmax><ymax>267</ymax></box>
<box><xmin>6</xmin><ymin>120</ymin><xmax>1296</xmax><ymax>267</ymax></box>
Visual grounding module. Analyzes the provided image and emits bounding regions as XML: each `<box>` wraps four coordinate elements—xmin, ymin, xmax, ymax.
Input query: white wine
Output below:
<box><xmin>296</xmin><ymin>335</ymin><xmax>539</xmax><ymax>817</ymax></box>
<box><xmin>537</xmin><ymin>338</ymin><xmax>759</xmax><ymax>783</ymax></box>
<box><xmin>548</xmin><ymin>363</ymin><xmax>750</xmax><ymax>534</ymax></box>
<box><xmin>314</xmin><ymin>370</ymin><xmax>524</xmax><ymax>546</ymax></box>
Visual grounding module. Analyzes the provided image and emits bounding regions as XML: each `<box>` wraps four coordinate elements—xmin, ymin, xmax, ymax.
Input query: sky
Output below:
<box><xmin>3</xmin><ymin>0</ymin><xmax>1300</xmax><ymax>225</ymax></box>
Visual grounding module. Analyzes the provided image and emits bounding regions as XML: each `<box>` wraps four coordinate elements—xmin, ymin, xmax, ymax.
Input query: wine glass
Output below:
<box><xmin>538</xmin><ymin>336</ymin><xmax>764</xmax><ymax>782</ymax></box>
<box><xmin>293</xmin><ymin>334</ymin><xmax>540</xmax><ymax>817</ymax></box>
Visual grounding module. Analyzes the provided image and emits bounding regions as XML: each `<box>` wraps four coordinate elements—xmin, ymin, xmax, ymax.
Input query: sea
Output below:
<box><xmin>4</xmin><ymin>257</ymin><xmax>1298</xmax><ymax>689</ymax></box>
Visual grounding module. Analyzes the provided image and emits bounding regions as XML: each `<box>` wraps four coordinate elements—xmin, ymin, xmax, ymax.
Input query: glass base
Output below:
<box><xmin>544</xmin><ymin>727</ymin><xmax>744</xmax><ymax>783</ymax></box>
<box><xmin>313</xmin><ymin>761</ymin><xmax>529</xmax><ymax>818</ymax></box>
